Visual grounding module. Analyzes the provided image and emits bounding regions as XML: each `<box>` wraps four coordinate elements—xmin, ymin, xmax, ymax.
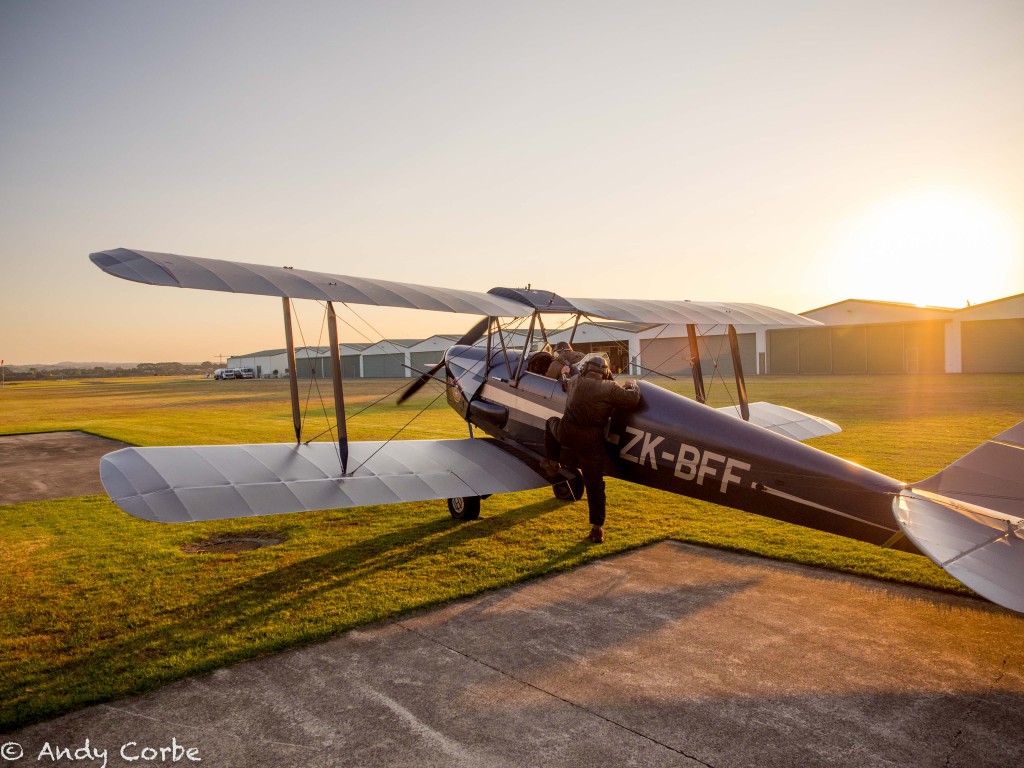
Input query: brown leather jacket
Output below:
<box><xmin>545</xmin><ymin>349</ymin><xmax>585</xmax><ymax>379</ymax></box>
<box><xmin>559</xmin><ymin>372</ymin><xmax>641</xmax><ymax>448</ymax></box>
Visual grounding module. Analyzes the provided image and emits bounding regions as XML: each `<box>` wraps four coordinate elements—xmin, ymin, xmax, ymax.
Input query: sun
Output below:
<box><xmin>826</xmin><ymin>188</ymin><xmax>1019</xmax><ymax>307</ymax></box>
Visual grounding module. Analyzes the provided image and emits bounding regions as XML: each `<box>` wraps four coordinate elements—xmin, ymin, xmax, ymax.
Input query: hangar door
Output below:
<box><xmin>962</xmin><ymin>319</ymin><xmax>1024</xmax><ymax>373</ymax></box>
<box><xmin>295</xmin><ymin>355</ymin><xmax>360</xmax><ymax>379</ymax></box>
<box><xmin>410</xmin><ymin>350</ymin><xmax>445</xmax><ymax>378</ymax></box>
<box><xmin>768</xmin><ymin>322</ymin><xmax>945</xmax><ymax>373</ymax></box>
<box><xmin>341</xmin><ymin>355</ymin><xmax>361</xmax><ymax>378</ymax></box>
<box><xmin>766</xmin><ymin>328</ymin><xmax>831</xmax><ymax>374</ymax></box>
<box><xmin>362</xmin><ymin>353</ymin><xmax>407</xmax><ymax>378</ymax></box>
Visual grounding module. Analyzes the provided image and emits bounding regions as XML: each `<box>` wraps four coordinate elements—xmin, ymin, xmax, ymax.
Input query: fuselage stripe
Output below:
<box><xmin>761</xmin><ymin>485</ymin><xmax>896</xmax><ymax>532</ymax></box>
<box><xmin>479</xmin><ymin>384</ymin><xmax>563</xmax><ymax>423</ymax></box>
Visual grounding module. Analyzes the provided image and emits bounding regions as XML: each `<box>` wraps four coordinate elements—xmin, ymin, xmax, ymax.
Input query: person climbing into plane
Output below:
<box><xmin>545</xmin><ymin>341</ymin><xmax>585</xmax><ymax>380</ymax></box>
<box><xmin>542</xmin><ymin>355</ymin><xmax>641</xmax><ymax>543</ymax></box>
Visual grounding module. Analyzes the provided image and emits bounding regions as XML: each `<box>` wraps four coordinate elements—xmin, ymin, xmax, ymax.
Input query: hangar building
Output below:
<box><xmin>228</xmin><ymin>323</ymin><xmax>771</xmax><ymax>379</ymax></box>
<box><xmin>228</xmin><ymin>336</ymin><xmax>460</xmax><ymax>380</ymax></box>
<box><xmin>227</xmin><ymin>293</ymin><xmax>1023</xmax><ymax>378</ymax></box>
<box><xmin>766</xmin><ymin>293</ymin><xmax>1024</xmax><ymax>374</ymax></box>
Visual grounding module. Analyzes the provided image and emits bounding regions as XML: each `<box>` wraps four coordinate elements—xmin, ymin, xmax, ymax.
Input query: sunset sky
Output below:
<box><xmin>1</xmin><ymin>0</ymin><xmax>1022</xmax><ymax>364</ymax></box>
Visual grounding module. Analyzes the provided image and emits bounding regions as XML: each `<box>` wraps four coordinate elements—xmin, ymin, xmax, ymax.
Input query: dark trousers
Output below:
<box><xmin>545</xmin><ymin>417</ymin><xmax>608</xmax><ymax>528</ymax></box>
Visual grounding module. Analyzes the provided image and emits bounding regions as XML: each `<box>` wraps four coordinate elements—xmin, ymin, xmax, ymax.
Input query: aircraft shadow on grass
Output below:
<box><xmin>87</xmin><ymin>248</ymin><xmax>1024</xmax><ymax>615</ymax></box>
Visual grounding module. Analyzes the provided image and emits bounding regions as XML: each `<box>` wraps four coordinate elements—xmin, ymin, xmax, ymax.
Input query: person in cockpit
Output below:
<box><xmin>545</xmin><ymin>341</ymin><xmax>585</xmax><ymax>379</ymax></box>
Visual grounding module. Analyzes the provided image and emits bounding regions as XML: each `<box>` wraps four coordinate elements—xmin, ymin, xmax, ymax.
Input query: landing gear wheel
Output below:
<box><xmin>447</xmin><ymin>496</ymin><xmax>481</xmax><ymax>521</ymax></box>
<box><xmin>553</xmin><ymin>470</ymin><xmax>585</xmax><ymax>502</ymax></box>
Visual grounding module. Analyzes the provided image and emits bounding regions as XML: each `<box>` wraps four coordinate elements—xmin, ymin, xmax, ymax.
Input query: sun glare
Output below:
<box><xmin>827</xmin><ymin>189</ymin><xmax>1019</xmax><ymax>308</ymax></box>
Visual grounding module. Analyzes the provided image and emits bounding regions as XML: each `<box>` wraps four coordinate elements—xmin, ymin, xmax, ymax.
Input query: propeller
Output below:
<box><xmin>397</xmin><ymin>316</ymin><xmax>490</xmax><ymax>404</ymax></box>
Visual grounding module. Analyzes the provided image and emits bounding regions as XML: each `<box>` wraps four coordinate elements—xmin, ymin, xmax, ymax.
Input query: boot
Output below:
<box><xmin>586</xmin><ymin>526</ymin><xmax>604</xmax><ymax>543</ymax></box>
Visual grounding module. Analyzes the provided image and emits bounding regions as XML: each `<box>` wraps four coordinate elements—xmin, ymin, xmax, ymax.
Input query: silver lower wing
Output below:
<box><xmin>99</xmin><ymin>439</ymin><xmax>549</xmax><ymax>523</ymax></box>
<box><xmin>717</xmin><ymin>401</ymin><xmax>841</xmax><ymax>441</ymax></box>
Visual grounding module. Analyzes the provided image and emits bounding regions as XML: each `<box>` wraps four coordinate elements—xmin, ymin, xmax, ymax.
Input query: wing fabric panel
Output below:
<box><xmin>90</xmin><ymin>249</ymin><xmax>180</xmax><ymax>287</ymax></box>
<box><xmin>893</xmin><ymin>419</ymin><xmax>1024</xmax><ymax>614</ymax></box>
<box><xmin>568</xmin><ymin>297</ymin><xmax>819</xmax><ymax>327</ymax></box>
<box><xmin>93</xmin><ymin>249</ymin><xmax>821</xmax><ymax>325</ymax></box>
<box><xmin>99</xmin><ymin>439</ymin><xmax>550</xmax><ymax>523</ymax></box>
<box><xmin>717</xmin><ymin>402</ymin><xmax>841</xmax><ymax>441</ymax></box>
<box><xmin>90</xmin><ymin>248</ymin><xmax>532</xmax><ymax>317</ymax></box>
<box><xmin>895</xmin><ymin>491</ymin><xmax>1024</xmax><ymax>614</ymax></box>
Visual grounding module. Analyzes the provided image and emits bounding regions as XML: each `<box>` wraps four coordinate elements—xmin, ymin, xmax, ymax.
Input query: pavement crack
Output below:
<box><xmin>942</xmin><ymin>656</ymin><xmax>1009</xmax><ymax>768</ymax></box>
<box><xmin>397</xmin><ymin>622</ymin><xmax>717</xmax><ymax>768</ymax></box>
<box><xmin>993</xmin><ymin>656</ymin><xmax>1008</xmax><ymax>685</ymax></box>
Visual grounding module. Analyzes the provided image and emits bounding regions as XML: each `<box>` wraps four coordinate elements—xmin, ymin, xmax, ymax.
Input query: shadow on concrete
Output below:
<box><xmin>8</xmin><ymin>543</ymin><xmax>1022</xmax><ymax>767</ymax></box>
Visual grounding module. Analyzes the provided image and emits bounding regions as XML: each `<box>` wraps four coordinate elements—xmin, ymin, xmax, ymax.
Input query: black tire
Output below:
<box><xmin>553</xmin><ymin>470</ymin><xmax>585</xmax><ymax>502</ymax></box>
<box><xmin>447</xmin><ymin>496</ymin><xmax>481</xmax><ymax>521</ymax></box>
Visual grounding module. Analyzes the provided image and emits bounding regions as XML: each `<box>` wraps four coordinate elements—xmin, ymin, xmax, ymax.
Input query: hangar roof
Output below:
<box><xmin>802</xmin><ymin>298</ymin><xmax>957</xmax><ymax>315</ymax></box>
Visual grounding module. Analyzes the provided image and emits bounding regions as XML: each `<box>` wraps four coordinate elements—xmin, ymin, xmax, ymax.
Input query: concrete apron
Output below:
<box><xmin>0</xmin><ymin>432</ymin><xmax>129</xmax><ymax>504</ymax></box>
<box><xmin>6</xmin><ymin>541</ymin><xmax>1023</xmax><ymax>768</ymax></box>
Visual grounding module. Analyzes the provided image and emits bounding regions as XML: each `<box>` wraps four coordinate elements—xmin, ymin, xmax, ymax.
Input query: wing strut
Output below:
<box><xmin>326</xmin><ymin>302</ymin><xmax>349</xmax><ymax>473</ymax></box>
<box><xmin>282</xmin><ymin>298</ymin><xmax>302</xmax><ymax>443</ymax></box>
<box><xmin>728</xmin><ymin>324</ymin><xmax>750</xmax><ymax>421</ymax></box>
<box><xmin>512</xmin><ymin>312</ymin><xmax>537</xmax><ymax>385</ymax></box>
<box><xmin>568</xmin><ymin>313</ymin><xmax>581</xmax><ymax>344</ymax></box>
<box><xmin>686</xmin><ymin>324</ymin><xmax>707</xmax><ymax>404</ymax></box>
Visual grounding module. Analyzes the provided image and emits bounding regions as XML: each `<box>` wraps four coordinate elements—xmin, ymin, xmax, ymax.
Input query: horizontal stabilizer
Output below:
<box><xmin>894</xmin><ymin>420</ymin><xmax>1024</xmax><ymax>613</ymax></box>
<box><xmin>100</xmin><ymin>439</ymin><xmax>549</xmax><ymax>523</ymax></box>
<box><xmin>894</xmin><ymin>490</ymin><xmax>1024</xmax><ymax>613</ymax></box>
<box><xmin>910</xmin><ymin>420</ymin><xmax>1024</xmax><ymax>517</ymax></box>
<box><xmin>717</xmin><ymin>402</ymin><xmax>841</xmax><ymax>441</ymax></box>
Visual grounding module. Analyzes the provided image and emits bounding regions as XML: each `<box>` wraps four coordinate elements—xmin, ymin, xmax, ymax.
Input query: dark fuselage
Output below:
<box><xmin>445</xmin><ymin>345</ymin><xmax>916</xmax><ymax>553</ymax></box>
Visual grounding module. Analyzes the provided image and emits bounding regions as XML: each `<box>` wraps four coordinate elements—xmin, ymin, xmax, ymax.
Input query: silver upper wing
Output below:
<box><xmin>90</xmin><ymin>248</ymin><xmax>532</xmax><ymax>317</ymax></box>
<box><xmin>100</xmin><ymin>438</ymin><xmax>550</xmax><ymax>523</ymax></box>
<box><xmin>91</xmin><ymin>248</ymin><xmax>816</xmax><ymax>326</ymax></box>
<box><xmin>568</xmin><ymin>296</ymin><xmax>819</xmax><ymax>326</ymax></box>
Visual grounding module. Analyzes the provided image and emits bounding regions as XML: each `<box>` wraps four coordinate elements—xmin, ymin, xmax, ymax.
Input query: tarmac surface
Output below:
<box><xmin>0</xmin><ymin>431</ymin><xmax>128</xmax><ymax>504</ymax></box>
<box><xmin>5</xmin><ymin>540</ymin><xmax>1024</xmax><ymax>768</ymax></box>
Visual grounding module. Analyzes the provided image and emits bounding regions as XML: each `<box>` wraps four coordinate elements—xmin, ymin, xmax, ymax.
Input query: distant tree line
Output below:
<box><xmin>2</xmin><ymin>362</ymin><xmax>219</xmax><ymax>381</ymax></box>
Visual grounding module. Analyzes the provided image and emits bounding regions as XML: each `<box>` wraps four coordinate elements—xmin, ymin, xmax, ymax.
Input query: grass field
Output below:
<box><xmin>1</xmin><ymin>373</ymin><xmax>1022</xmax><ymax>731</ymax></box>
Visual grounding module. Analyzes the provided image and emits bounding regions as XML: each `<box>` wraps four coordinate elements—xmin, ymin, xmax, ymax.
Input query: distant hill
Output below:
<box><xmin>6</xmin><ymin>362</ymin><xmax>141</xmax><ymax>371</ymax></box>
<box><xmin>2</xmin><ymin>361</ymin><xmax>216</xmax><ymax>380</ymax></box>
<box><xmin>5</xmin><ymin>362</ymin><xmax>205</xmax><ymax>371</ymax></box>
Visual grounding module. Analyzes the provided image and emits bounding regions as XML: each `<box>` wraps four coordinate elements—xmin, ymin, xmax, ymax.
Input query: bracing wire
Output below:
<box><xmin>579</xmin><ymin>319</ymin><xmax>745</xmax><ymax>411</ymax></box>
<box><xmin>290</xmin><ymin>300</ymin><xmax>335</xmax><ymax>445</ymax></box>
<box><xmin>292</xmin><ymin>299</ymin><xmax>420</xmax><ymax>447</ymax></box>
<box><xmin>345</xmin><ymin>387</ymin><xmax>450</xmax><ymax>473</ymax></box>
<box><xmin>344</xmin><ymin>332</ymin><xmax>504</xmax><ymax>473</ymax></box>
<box><xmin>301</xmin><ymin>375</ymin><xmax>428</xmax><ymax>443</ymax></box>
<box><xmin>293</xmin><ymin>298</ymin><xmax>503</xmax><ymax>447</ymax></box>
<box><xmin>690</xmin><ymin>325</ymin><xmax>742</xmax><ymax>413</ymax></box>
<box><xmin>581</xmin><ymin>319</ymin><xmax>676</xmax><ymax>381</ymax></box>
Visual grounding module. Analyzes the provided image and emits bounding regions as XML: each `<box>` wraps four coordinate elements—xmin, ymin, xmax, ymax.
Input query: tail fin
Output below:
<box><xmin>893</xmin><ymin>420</ymin><xmax>1024</xmax><ymax>613</ymax></box>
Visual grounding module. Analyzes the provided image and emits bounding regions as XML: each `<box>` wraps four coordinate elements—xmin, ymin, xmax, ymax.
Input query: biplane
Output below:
<box><xmin>90</xmin><ymin>248</ymin><xmax>1024</xmax><ymax>614</ymax></box>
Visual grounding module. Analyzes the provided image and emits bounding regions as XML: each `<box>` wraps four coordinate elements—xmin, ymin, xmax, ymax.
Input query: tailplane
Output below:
<box><xmin>894</xmin><ymin>420</ymin><xmax>1024</xmax><ymax>613</ymax></box>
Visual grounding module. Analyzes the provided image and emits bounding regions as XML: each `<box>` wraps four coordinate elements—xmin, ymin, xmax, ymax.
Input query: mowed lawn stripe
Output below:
<box><xmin>1</xmin><ymin>374</ymin><xmax>1021</xmax><ymax>730</ymax></box>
